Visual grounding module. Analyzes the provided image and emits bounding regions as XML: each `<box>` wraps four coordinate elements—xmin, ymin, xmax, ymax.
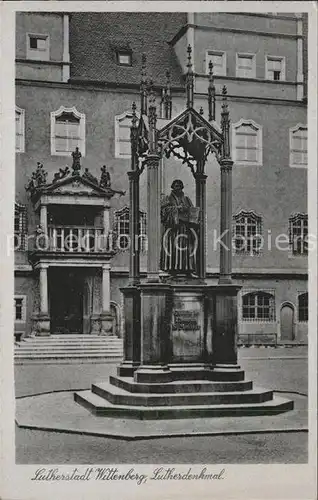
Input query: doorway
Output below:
<box><xmin>49</xmin><ymin>268</ymin><xmax>84</xmax><ymax>334</ymax></box>
<box><xmin>280</xmin><ymin>303</ymin><xmax>295</xmax><ymax>341</ymax></box>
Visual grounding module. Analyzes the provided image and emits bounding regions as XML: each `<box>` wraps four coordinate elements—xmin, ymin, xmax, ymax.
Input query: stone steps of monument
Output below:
<box><xmin>14</xmin><ymin>335</ymin><xmax>123</xmax><ymax>364</ymax></box>
<box><xmin>91</xmin><ymin>381</ymin><xmax>273</xmax><ymax>407</ymax></box>
<box><xmin>109</xmin><ymin>375</ymin><xmax>254</xmax><ymax>394</ymax></box>
<box><xmin>74</xmin><ymin>390</ymin><xmax>294</xmax><ymax>419</ymax></box>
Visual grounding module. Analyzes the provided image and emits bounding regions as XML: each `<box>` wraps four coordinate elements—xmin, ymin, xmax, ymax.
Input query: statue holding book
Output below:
<box><xmin>160</xmin><ymin>179</ymin><xmax>200</xmax><ymax>276</ymax></box>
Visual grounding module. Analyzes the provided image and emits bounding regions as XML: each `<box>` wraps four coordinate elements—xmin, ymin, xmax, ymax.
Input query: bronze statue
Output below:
<box><xmin>160</xmin><ymin>179</ymin><xmax>199</xmax><ymax>276</ymax></box>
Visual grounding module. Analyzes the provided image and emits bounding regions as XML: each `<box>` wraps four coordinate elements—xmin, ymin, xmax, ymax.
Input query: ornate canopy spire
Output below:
<box><xmin>148</xmin><ymin>81</ymin><xmax>158</xmax><ymax>155</ymax></box>
<box><xmin>208</xmin><ymin>60</ymin><xmax>216</xmax><ymax>121</ymax></box>
<box><xmin>185</xmin><ymin>44</ymin><xmax>194</xmax><ymax>109</ymax></box>
<box><xmin>162</xmin><ymin>70</ymin><xmax>172</xmax><ymax>120</ymax></box>
<box><xmin>221</xmin><ymin>86</ymin><xmax>231</xmax><ymax>158</ymax></box>
<box><xmin>130</xmin><ymin>102</ymin><xmax>138</xmax><ymax>169</ymax></box>
<box><xmin>140</xmin><ymin>53</ymin><xmax>148</xmax><ymax>115</ymax></box>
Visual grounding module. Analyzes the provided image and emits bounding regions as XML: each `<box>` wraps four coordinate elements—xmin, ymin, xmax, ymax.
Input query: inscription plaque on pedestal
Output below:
<box><xmin>171</xmin><ymin>293</ymin><xmax>204</xmax><ymax>362</ymax></box>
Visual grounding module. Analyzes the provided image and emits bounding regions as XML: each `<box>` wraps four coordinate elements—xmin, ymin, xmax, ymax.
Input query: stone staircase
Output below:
<box><xmin>14</xmin><ymin>334</ymin><xmax>123</xmax><ymax>364</ymax></box>
<box><xmin>74</xmin><ymin>365</ymin><xmax>294</xmax><ymax>419</ymax></box>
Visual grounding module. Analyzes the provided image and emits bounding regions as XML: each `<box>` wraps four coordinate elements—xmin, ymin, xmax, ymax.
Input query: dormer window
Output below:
<box><xmin>117</xmin><ymin>50</ymin><xmax>132</xmax><ymax>66</ymax></box>
<box><xmin>26</xmin><ymin>33</ymin><xmax>49</xmax><ymax>61</ymax></box>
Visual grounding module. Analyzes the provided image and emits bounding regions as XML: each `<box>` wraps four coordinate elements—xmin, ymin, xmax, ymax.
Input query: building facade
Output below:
<box><xmin>15</xmin><ymin>11</ymin><xmax>308</xmax><ymax>344</ymax></box>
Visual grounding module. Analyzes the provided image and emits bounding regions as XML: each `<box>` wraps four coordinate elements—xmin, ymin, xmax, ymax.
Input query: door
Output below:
<box><xmin>50</xmin><ymin>269</ymin><xmax>84</xmax><ymax>334</ymax></box>
<box><xmin>280</xmin><ymin>304</ymin><xmax>295</xmax><ymax>341</ymax></box>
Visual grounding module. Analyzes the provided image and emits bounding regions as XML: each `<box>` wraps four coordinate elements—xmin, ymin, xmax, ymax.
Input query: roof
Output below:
<box><xmin>69</xmin><ymin>12</ymin><xmax>186</xmax><ymax>87</ymax></box>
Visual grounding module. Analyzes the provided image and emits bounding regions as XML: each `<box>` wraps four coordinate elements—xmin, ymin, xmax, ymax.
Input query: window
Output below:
<box><xmin>290</xmin><ymin>124</ymin><xmax>307</xmax><ymax>168</ymax></box>
<box><xmin>289</xmin><ymin>213</ymin><xmax>308</xmax><ymax>256</ymax></box>
<box><xmin>236</xmin><ymin>53</ymin><xmax>256</xmax><ymax>78</ymax></box>
<box><xmin>15</xmin><ymin>107</ymin><xmax>25</xmax><ymax>153</ymax></box>
<box><xmin>14</xmin><ymin>202</ymin><xmax>27</xmax><ymax>250</ymax></box>
<box><xmin>115</xmin><ymin>111</ymin><xmax>138</xmax><ymax>158</ymax></box>
<box><xmin>114</xmin><ymin>207</ymin><xmax>147</xmax><ymax>252</ymax></box>
<box><xmin>233</xmin><ymin>210</ymin><xmax>262</xmax><ymax>255</ymax></box>
<box><xmin>26</xmin><ymin>33</ymin><xmax>49</xmax><ymax>61</ymax></box>
<box><xmin>266</xmin><ymin>56</ymin><xmax>285</xmax><ymax>81</ymax></box>
<box><xmin>242</xmin><ymin>291</ymin><xmax>276</xmax><ymax>322</ymax></box>
<box><xmin>51</xmin><ymin>106</ymin><xmax>85</xmax><ymax>156</ymax></box>
<box><xmin>232</xmin><ymin>119</ymin><xmax>262</xmax><ymax>166</ymax></box>
<box><xmin>14</xmin><ymin>296</ymin><xmax>26</xmax><ymax>322</ymax></box>
<box><xmin>298</xmin><ymin>292</ymin><xmax>308</xmax><ymax>322</ymax></box>
<box><xmin>206</xmin><ymin>51</ymin><xmax>226</xmax><ymax>76</ymax></box>
<box><xmin>117</xmin><ymin>50</ymin><xmax>132</xmax><ymax>66</ymax></box>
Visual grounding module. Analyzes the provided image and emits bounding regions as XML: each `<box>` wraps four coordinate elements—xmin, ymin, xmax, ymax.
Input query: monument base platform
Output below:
<box><xmin>74</xmin><ymin>366</ymin><xmax>293</xmax><ymax>420</ymax></box>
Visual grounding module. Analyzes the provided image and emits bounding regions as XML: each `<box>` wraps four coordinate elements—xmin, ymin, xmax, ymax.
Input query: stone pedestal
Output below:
<box><xmin>33</xmin><ymin>312</ymin><xmax>50</xmax><ymax>336</ymax></box>
<box><xmin>90</xmin><ymin>313</ymin><xmax>101</xmax><ymax>335</ymax></box>
<box><xmin>212</xmin><ymin>284</ymin><xmax>241</xmax><ymax>365</ymax></box>
<box><xmin>117</xmin><ymin>286</ymin><xmax>141</xmax><ymax>377</ymax></box>
<box><xmin>99</xmin><ymin>312</ymin><xmax>114</xmax><ymax>336</ymax></box>
<box><xmin>134</xmin><ymin>284</ymin><xmax>171</xmax><ymax>383</ymax></box>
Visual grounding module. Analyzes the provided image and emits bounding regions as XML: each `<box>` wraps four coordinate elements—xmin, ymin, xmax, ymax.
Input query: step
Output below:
<box><xmin>74</xmin><ymin>390</ymin><xmax>294</xmax><ymax>419</ymax></box>
<box><xmin>15</xmin><ymin>346</ymin><xmax>122</xmax><ymax>352</ymax></box>
<box><xmin>110</xmin><ymin>375</ymin><xmax>253</xmax><ymax>394</ymax></box>
<box><xmin>14</xmin><ymin>357</ymin><xmax>121</xmax><ymax>365</ymax></box>
<box><xmin>20</xmin><ymin>337</ymin><xmax>122</xmax><ymax>343</ymax></box>
<box><xmin>91</xmin><ymin>382</ymin><xmax>273</xmax><ymax>407</ymax></box>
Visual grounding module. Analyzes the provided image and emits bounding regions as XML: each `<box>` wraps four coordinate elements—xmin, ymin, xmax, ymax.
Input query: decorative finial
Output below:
<box><xmin>131</xmin><ymin>101</ymin><xmax>138</xmax><ymax>128</ymax></box>
<box><xmin>141</xmin><ymin>53</ymin><xmax>147</xmax><ymax>77</ymax></box>
<box><xmin>140</xmin><ymin>53</ymin><xmax>148</xmax><ymax>115</ymax></box>
<box><xmin>148</xmin><ymin>80</ymin><xmax>155</xmax><ymax>105</ymax></box>
<box><xmin>209</xmin><ymin>60</ymin><xmax>213</xmax><ymax>77</ymax></box>
<box><xmin>71</xmin><ymin>147</ymin><xmax>82</xmax><ymax>176</ymax></box>
<box><xmin>187</xmin><ymin>44</ymin><xmax>192</xmax><ymax>72</ymax></box>
<box><xmin>221</xmin><ymin>85</ymin><xmax>230</xmax><ymax>158</ymax></box>
<box><xmin>162</xmin><ymin>70</ymin><xmax>172</xmax><ymax>120</ymax></box>
<box><xmin>208</xmin><ymin>60</ymin><xmax>216</xmax><ymax>121</ymax></box>
<box><xmin>186</xmin><ymin>45</ymin><xmax>194</xmax><ymax>108</ymax></box>
<box><xmin>199</xmin><ymin>106</ymin><xmax>204</xmax><ymax>115</ymax></box>
<box><xmin>221</xmin><ymin>85</ymin><xmax>228</xmax><ymax>113</ymax></box>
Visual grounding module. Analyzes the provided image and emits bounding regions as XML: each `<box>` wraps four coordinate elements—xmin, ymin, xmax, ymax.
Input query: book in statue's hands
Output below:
<box><xmin>179</xmin><ymin>207</ymin><xmax>200</xmax><ymax>224</ymax></box>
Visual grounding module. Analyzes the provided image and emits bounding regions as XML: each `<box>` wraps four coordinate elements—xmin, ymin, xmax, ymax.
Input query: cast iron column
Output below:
<box><xmin>195</xmin><ymin>170</ymin><xmax>207</xmax><ymax>280</ymax></box>
<box><xmin>219</xmin><ymin>160</ymin><xmax>233</xmax><ymax>284</ymax></box>
<box><xmin>117</xmin><ymin>103</ymin><xmax>141</xmax><ymax>376</ymax></box>
<box><xmin>146</xmin><ymin>154</ymin><xmax>161</xmax><ymax>282</ymax></box>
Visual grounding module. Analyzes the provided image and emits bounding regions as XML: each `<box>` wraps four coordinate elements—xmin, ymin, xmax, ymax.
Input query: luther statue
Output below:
<box><xmin>160</xmin><ymin>179</ymin><xmax>200</xmax><ymax>276</ymax></box>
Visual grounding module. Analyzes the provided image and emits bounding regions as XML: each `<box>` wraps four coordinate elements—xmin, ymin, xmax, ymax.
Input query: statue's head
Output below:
<box><xmin>171</xmin><ymin>179</ymin><xmax>184</xmax><ymax>192</ymax></box>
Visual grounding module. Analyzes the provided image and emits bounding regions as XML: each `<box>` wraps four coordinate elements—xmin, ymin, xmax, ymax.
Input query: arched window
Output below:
<box><xmin>15</xmin><ymin>107</ymin><xmax>25</xmax><ymax>153</ymax></box>
<box><xmin>113</xmin><ymin>207</ymin><xmax>147</xmax><ymax>252</ymax></box>
<box><xmin>15</xmin><ymin>202</ymin><xmax>27</xmax><ymax>250</ymax></box>
<box><xmin>51</xmin><ymin>106</ymin><xmax>85</xmax><ymax>156</ymax></box>
<box><xmin>289</xmin><ymin>124</ymin><xmax>307</xmax><ymax>168</ymax></box>
<box><xmin>233</xmin><ymin>210</ymin><xmax>262</xmax><ymax>255</ymax></box>
<box><xmin>289</xmin><ymin>213</ymin><xmax>308</xmax><ymax>256</ymax></box>
<box><xmin>242</xmin><ymin>291</ymin><xmax>276</xmax><ymax>322</ymax></box>
<box><xmin>232</xmin><ymin>119</ymin><xmax>262</xmax><ymax>166</ymax></box>
<box><xmin>298</xmin><ymin>292</ymin><xmax>308</xmax><ymax>322</ymax></box>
